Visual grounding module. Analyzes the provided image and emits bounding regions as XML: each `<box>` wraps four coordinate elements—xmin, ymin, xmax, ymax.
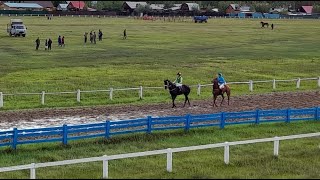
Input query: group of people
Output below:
<box><xmin>173</xmin><ymin>72</ymin><xmax>226</xmax><ymax>92</ymax></box>
<box><xmin>58</xmin><ymin>35</ymin><xmax>65</xmax><ymax>47</ymax></box>
<box><xmin>35</xmin><ymin>37</ymin><xmax>52</xmax><ymax>50</ymax></box>
<box><xmin>84</xmin><ymin>29</ymin><xmax>103</xmax><ymax>44</ymax></box>
<box><xmin>35</xmin><ymin>35</ymin><xmax>66</xmax><ymax>50</ymax></box>
<box><xmin>83</xmin><ymin>29</ymin><xmax>127</xmax><ymax>44</ymax></box>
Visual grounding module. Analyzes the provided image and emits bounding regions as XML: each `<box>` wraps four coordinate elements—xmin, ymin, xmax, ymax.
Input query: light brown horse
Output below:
<box><xmin>212</xmin><ymin>78</ymin><xmax>231</xmax><ymax>107</ymax></box>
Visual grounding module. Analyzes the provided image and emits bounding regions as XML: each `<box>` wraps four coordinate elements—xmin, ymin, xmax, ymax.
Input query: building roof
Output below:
<box><xmin>25</xmin><ymin>1</ymin><xmax>53</xmax><ymax>8</ymax></box>
<box><xmin>183</xmin><ymin>3</ymin><xmax>200</xmax><ymax>11</ymax></box>
<box><xmin>58</xmin><ymin>4</ymin><xmax>68</xmax><ymax>9</ymax></box>
<box><xmin>229</xmin><ymin>4</ymin><xmax>240</xmax><ymax>10</ymax></box>
<box><xmin>150</xmin><ymin>4</ymin><xmax>164</xmax><ymax>10</ymax></box>
<box><xmin>301</xmin><ymin>6</ymin><xmax>313</xmax><ymax>14</ymax></box>
<box><xmin>4</xmin><ymin>2</ymin><xmax>43</xmax><ymax>8</ymax></box>
<box><xmin>240</xmin><ymin>6</ymin><xmax>251</xmax><ymax>12</ymax></box>
<box><xmin>124</xmin><ymin>1</ymin><xmax>147</xmax><ymax>9</ymax></box>
<box><xmin>68</xmin><ymin>1</ymin><xmax>86</xmax><ymax>9</ymax></box>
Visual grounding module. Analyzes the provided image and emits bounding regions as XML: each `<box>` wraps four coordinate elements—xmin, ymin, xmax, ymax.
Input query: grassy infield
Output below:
<box><xmin>0</xmin><ymin>16</ymin><xmax>319</xmax><ymax>178</ymax></box>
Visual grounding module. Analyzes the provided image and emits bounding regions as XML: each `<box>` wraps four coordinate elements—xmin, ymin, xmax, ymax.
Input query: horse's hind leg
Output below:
<box><xmin>172</xmin><ymin>95</ymin><xmax>177</xmax><ymax>108</ymax></box>
<box><xmin>183</xmin><ymin>94</ymin><xmax>190</xmax><ymax>107</ymax></box>
<box><xmin>183</xmin><ymin>95</ymin><xmax>187</xmax><ymax>107</ymax></box>
<box><xmin>220</xmin><ymin>94</ymin><xmax>225</xmax><ymax>106</ymax></box>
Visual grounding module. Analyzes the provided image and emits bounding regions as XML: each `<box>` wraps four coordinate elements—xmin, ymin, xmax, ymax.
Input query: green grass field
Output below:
<box><xmin>0</xmin><ymin>120</ymin><xmax>319</xmax><ymax>179</ymax></box>
<box><xmin>0</xmin><ymin>16</ymin><xmax>319</xmax><ymax>110</ymax></box>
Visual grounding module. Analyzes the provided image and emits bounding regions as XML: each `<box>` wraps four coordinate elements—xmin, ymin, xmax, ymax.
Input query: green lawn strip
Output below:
<box><xmin>0</xmin><ymin>120</ymin><xmax>319</xmax><ymax>178</ymax></box>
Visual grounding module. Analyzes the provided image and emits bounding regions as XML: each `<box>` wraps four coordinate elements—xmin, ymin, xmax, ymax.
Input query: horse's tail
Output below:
<box><xmin>183</xmin><ymin>85</ymin><xmax>191</xmax><ymax>95</ymax></box>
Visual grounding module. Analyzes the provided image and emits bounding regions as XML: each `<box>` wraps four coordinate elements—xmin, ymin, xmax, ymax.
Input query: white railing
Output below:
<box><xmin>0</xmin><ymin>77</ymin><xmax>319</xmax><ymax>108</ymax></box>
<box><xmin>0</xmin><ymin>132</ymin><xmax>319</xmax><ymax>179</ymax></box>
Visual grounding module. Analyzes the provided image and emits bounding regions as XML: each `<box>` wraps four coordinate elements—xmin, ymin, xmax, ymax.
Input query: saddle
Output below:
<box><xmin>176</xmin><ymin>85</ymin><xmax>184</xmax><ymax>93</ymax></box>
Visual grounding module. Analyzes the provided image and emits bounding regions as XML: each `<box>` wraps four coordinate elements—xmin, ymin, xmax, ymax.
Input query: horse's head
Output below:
<box><xmin>260</xmin><ymin>21</ymin><xmax>263</xmax><ymax>24</ymax></box>
<box><xmin>164</xmin><ymin>79</ymin><xmax>174</xmax><ymax>90</ymax></box>
<box><xmin>212</xmin><ymin>78</ymin><xmax>219</xmax><ymax>89</ymax></box>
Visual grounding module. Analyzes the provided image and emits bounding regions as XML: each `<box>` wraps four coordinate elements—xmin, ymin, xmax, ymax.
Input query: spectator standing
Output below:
<box><xmin>90</xmin><ymin>31</ymin><xmax>93</xmax><ymax>43</ymax></box>
<box><xmin>123</xmin><ymin>29</ymin><xmax>127</xmax><ymax>39</ymax></box>
<box><xmin>93</xmin><ymin>32</ymin><xmax>96</xmax><ymax>44</ymax></box>
<box><xmin>62</xmin><ymin>36</ymin><xmax>65</xmax><ymax>47</ymax></box>
<box><xmin>45</xmin><ymin>39</ymin><xmax>48</xmax><ymax>50</ymax></box>
<box><xmin>58</xmin><ymin>35</ymin><xmax>62</xmax><ymax>46</ymax></box>
<box><xmin>84</xmin><ymin>32</ymin><xmax>88</xmax><ymax>44</ymax></box>
<box><xmin>35</xmin><ymin>37</ymin><xmax>40</xmax><ymax>50</ymax></box>
<box><xmin>98</xmin><ymin>29</ymin><xmax>103</xmax><ymax>41</ymax></box>
<box><xmin>48</xmin><ymin>38</ymin><xmax>52</xmax><ymax>50</ymax></box>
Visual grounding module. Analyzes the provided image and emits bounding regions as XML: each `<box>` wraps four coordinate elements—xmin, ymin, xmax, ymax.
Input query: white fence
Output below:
<box><xmin>0</xmin><ymin>132</ymin><xmax>319</xmax><ymax>179</ymax></box>
<box><xmin>0</xmin><ymin>77</ymin><xmax>319</xmax><ymax>108</ymax></box>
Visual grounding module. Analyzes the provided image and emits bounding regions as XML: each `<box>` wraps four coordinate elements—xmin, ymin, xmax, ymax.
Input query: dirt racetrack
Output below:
<box><xmin>0</xmin><ymin>91</ymin><xmax>319</xmax><ymax>130</ymax></box>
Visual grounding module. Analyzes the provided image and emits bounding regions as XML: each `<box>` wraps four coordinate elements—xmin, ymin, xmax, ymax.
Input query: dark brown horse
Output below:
<box><xmin>164</xmin><ymin>79</ymin><xmax>191</xmax><ymax>108</ymax></box>
<box><xmin>212</xmin><ymin>78</ymin><xmax>231</xmax><ymax>107</ymax></box>
<box><xmin>260</xmin><ymin>21</ymin><xmax>269</xmax><ymax>28</ymax></box>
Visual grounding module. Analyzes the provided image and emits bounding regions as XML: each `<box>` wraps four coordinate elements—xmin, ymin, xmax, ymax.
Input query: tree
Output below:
<box><xmin>313</xmin><ymin>5</ymin><xmax>320</xmax><ymax>13</ymax></box>
<box><xmin>253</xmin><ymin>3</ymin><xmax>272</xmax><ymax>13</ymax></box>
<box><xmin>163</xmin><ymin>1</ymin><xmax>174</xmax><ymax>9</ymax></box>
<box><xmin>51</xmin><ymin>1</ymin><xmax>65</xmax><ymax>7</ymax></box>
<box><xmin>96</xmin><ymin>1</ymin><xmax>123</xmax><ymax>11</ymax></box>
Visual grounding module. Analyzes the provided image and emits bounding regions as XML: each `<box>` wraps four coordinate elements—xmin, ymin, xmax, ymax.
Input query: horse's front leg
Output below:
<box><xmin>172</xmin><ymin>95</ymin><xmax>177</xmax><ymax>108</ymax></box>
<box><xmin>213</xmin><ymin>95</ymin><xmax>218</xmax><ymax>107</ymax></box>
<box><xmin>220</xmin><ymin>94</ymin><xmax>225</xmax><ymax>106</ymax></box>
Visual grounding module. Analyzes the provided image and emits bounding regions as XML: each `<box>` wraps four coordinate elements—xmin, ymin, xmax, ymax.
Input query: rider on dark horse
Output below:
<box><xmin>173</xmin><ymin>72</ymin><xmax>183</xmax><ymax>93</ymax></box>
<box><xmin>217</xmin><ymin>72</ymin><xmax>227</xmax><ymax>91</ymax></box>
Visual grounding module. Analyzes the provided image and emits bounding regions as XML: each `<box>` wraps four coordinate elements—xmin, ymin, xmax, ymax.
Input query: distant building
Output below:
<box><xmin>269</xmin><ymin>7</ymin><xmax>286</xmax><ymax>14</ymax></box>
<box><xmin>299</xmin><ymin>6</ymin><xmax>313</xmax><ymax>15</ymax></box>
<box><xmin>24</xmin><ymin>1</ymin><xmax>54</xmax><ymax>11</ymax></box>
<box><xmin>180</xmin><ymin>3</ymin><xmax>200</xmax><ymax>11</ymax></box>
<box><xmin>150</xmin><ymin>4</ymin><xmax>164</xmax><ymax>11</ymax></box>
<box><xmin>226</xmin><ymin>4</ymin><xmax>240</xmax><ymax>14</ymax></box>
<box><xmin>57</xmin><ymin>3</ymin><xmax>68</xmax><ymax>11</ymax></box>
<box><xmin>122</xmin><ymin>1</ymin><xmax>147</xmax><ymax>14</ymax></box>
<box><xmin>67</xmin><ymin>1</ymin><xmax>86</xmax><ymax>11</ymax></box>
<box><xmin>3</xmin><ymin>2</ymin><xmax>43</xmax><ymax>11</ymax></box>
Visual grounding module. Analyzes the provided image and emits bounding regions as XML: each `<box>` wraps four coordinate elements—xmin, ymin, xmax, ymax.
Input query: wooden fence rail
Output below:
<box><xmin>0</xmin><ymin>106</ymin><xmax>319</xmax><ymax>150</ymax></box>
<box><xmin>0</xmin><ymin>77</ymin><xmax>319</xmax><ymax>108</ymax></box>
<box><xmin>0</xmin><ymin>132</ymin><xmax>319</xmax><ymax>179</ymax></box>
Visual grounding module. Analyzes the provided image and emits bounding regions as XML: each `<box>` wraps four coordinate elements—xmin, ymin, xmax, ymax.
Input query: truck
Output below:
<box><xmin>193</xmin><ymin>16</ymin><xmax>208</xmax><ymax>23</ymax></box>
<box><xmin>7</xmin><ymin>19</ymin><xmax>27</xmax><ymax>37</ymax></box>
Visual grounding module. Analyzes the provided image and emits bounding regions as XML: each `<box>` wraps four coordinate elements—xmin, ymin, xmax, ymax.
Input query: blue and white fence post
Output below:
<box><xmin>249</xmin><ymin>80</ymin><xmax>253</xmax><ymax>92</ymax></box>
<box><xmin>0</xmin><ymin>92</ymin><xmax>3</xmax><ymax>108</ymax></box>
<box><xmin>62</xmin><ymin>124</ymin><xmax>68</xmax><ymax>145</ymax></box>
<box><xmin>315</xmin><ymin>107</ymin><xmax>319</xmax><ymax>121</ymax></box>
<box><xmin>139</xmin><ymin>86</ymin><xmax>143</xmax><ymax>99</ymax></box>
<box><xmin>224</xmin><ymin>142</ymin><xmax>230</xmax><ymax>164</ymax></box>
<box><xmin>220</xmin><ymin>112</ymin><xmax>225</xmax><ymax>129</ymax></box>
<box><xmin>77</xmin><ymin>89</ymin><xmax>81</xmax><ymax>103</ymax></box>
<box><xmin>273</xmin><ymin>79</ymin><xmax>276</xmax><ymax>90</ymax></box>
<box><xmin>197</xmin><ymin>84</ymin><xmax>201</xmax><ymax>96</ymax></box>
<box><xmin>41</xmin><ymin>91</ymin><xmax>45</xmax><ymax>105</ymax></box>
<box><xmin>12</xmin><ymin>128</ymin><xmax>18</xmax><ymax>149</ymax></box>
<box><xmin>102</xmin><ymin>155</ymin><xmax>109</xmax><ymax>179</ymax></box>
<box><xmin>255</xmin><ymin>109</ymin><xmax>260</xmax><ymax>124</ymax></box>
<box><xmin>147</xmin><ymin>116</ymin><xmax>152</xmax><ymax>134</ymax></box>
<box><xmin>318</xmin><ymin>77</ymin><xmax>320</xmax><ymax>87</ymax></box>
<box><xmin>105</xmin><ymin>121</ymin><xmax>111</xmax><ymax>139</ymax></box>
<box><xmin>185</xmin><ymin>114</ymin><xmax>191</xmax><ymax>131</ymax></box>
<box><xmin>166</xmin><ymin>148</ymin><xmax>173</xmax><ymax>172</ymax></box>
<box><xmin>109</xmin><ymin>88</ymin><xmax>113</xmax><ymax>100</ymax></box>
<box><xmin>273</xmin><ymin>136</ymin><xmax>280</xmax><ymax>157</ymax></box>
<box><xmin>296</xmin><ymin>78</ymin><xmax>301</xmax><ymax>89</ymax></box>
<box><xmin>286</xmin><ymin>108</ymin><xmax>291</xmax><ymax>123</ymax></box>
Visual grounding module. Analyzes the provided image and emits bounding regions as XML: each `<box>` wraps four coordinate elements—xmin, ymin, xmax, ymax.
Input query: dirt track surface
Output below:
<box><xmin>0</xmin><ymin>91</ymin><xmax>319</xmax><ymax>127</ymax></box>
